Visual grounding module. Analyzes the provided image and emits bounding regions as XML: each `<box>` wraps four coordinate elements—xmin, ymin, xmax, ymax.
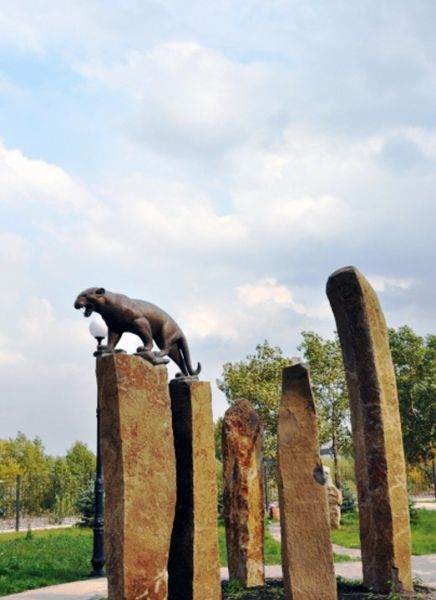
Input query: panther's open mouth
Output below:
<box><xmin>83</xmin><ymin>304</ymin><xmax>93</xmax><ymax>317</ymax></box>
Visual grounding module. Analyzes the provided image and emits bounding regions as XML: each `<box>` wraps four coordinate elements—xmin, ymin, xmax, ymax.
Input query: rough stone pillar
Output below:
<box><xmin>277</xmin><ymin>363</ymin><xmax>337</xmax><ymax>600</ymax></box>
<box><xmin>222</xmin><ymin>399</ymin><xmax>265</xmax><ymax>587</ymax></box>
<box><xmin>324</xmin><ymin>467</ymin><xmax>343</xmax><ymax>529</ymax></box>
<box><xmin>97</xmin><ymin>354</ymin><xmax>176</xmax><ymax>600</ymax></box>
<box><xmin>168</xmin><ymin>379</ymin><xmax>221</xmax><ymax>600</ymax></box>
<box><xmin>327</xmin><ymin>266</ymin><xmax>412</xmax><ymax>593</ymax></box>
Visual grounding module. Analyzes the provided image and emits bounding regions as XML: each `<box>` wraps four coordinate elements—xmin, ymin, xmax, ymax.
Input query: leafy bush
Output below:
<box><xmin>76</xmin><ymin>481</ymin><xmax>94</xmax><ymax>527</ymax></box>
<box><xmin>340</xmin><ymin>481</ymin><xmax>357</xmax><ymax>513</ymax></box>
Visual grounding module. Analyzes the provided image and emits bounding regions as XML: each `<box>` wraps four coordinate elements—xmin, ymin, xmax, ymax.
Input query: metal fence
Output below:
<box><xmin>408</xmin><ymin>461</ymin><xmax>436</xmax><ymax>498</ymax></box>
<box><xmin>0</xmin><ymin>475</ymin><xmax>82</xmax><ymax>532</ymax></box>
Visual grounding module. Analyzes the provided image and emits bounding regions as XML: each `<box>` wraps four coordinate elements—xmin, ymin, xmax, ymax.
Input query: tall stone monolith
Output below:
<box><xmin>323</xmin><ymin>467</ymin><xmax>343</xmax><ymax>529</ymax></box>
<box><xmin>277</xmin><ymin>363</ymin><xmax>337</xmax><ymax>600</ymax></box>
<box><xmin>327</xmin><ymin>266</ymin><xmax>412</xmax><ymax>593</ymax></box>
<box><xmin>168</xmin><ymin>379</ymin><xmax>221</xmax><ymax>600</ymax></box>
<box><xmin>222</xmin><ymin>399</ymin><xmax>265</xmax><ymax>587</ymax></box>
<box><xmin>97</xmin><ymin>354</ymin><xmax>176</xmax><ymax>600</ymax></box>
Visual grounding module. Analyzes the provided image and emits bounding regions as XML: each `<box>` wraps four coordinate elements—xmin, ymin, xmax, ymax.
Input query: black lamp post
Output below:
<box><xmin>89</xmin><ymin>319</ymin><xmax>107</xmax><ymax>577</ymax></box>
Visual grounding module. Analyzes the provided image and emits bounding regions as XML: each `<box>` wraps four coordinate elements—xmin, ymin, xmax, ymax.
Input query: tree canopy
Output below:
<box><xmin>217</xmin><ymin>340</ymin><xmax>292</xmax><ymax>456</ymax></box>
<box><xmin>0</xmin><ymin>433</ymin><xmax>95</xmax><ymax>517</ymax></box>
<box><xmin>298</xmin><ymin>331</ymin><xmax>351</xmax><ymax>486</ymax></box>
<box><xmin>217</xmin><ymin>325</ymin><xmax>435</xmax><ymax>488</ymax></box>
<box><xmin>388</xmin><ymin>326</ymin><xmax>436</xmax><ymax>466</ymax></box>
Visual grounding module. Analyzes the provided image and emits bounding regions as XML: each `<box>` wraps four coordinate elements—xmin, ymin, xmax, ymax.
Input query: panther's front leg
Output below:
<box><xmin>96</xmin><ymin>329</ymin><xmax>122</xmax><ymax>352</ymax></box>
<box><xmin>135</xmin><ymin>319</ymin><xmax>169</xmax><ymax>365</ymax></box>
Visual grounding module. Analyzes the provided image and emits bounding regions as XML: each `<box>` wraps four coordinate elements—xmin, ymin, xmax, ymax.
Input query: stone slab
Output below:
<box><xmin>327</xmin><ymin>266</ymin><xmax>412</xmax><ymax>593</ymax></box>
<box><xmin>277</xmin><ymin>363</ymin><xmax>337</xmax><ymax>600</ymax></box>
<box><xmin>168</xmin><ymin>379</ymin><xmax>221</xmax><ymax>600</ymax></box>
<box><xmin>97</xmin><ymin>354</ymin><xmax>176</xmax><ymax>600</ymax></box>
<box><xmin>222</xmin><ymin>398</ymin><xmax>265</xmax><ymax>587</ymax></box>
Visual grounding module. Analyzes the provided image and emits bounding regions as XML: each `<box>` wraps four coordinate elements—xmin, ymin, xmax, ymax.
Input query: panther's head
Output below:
<box><xmin>74</xmin><ymin>287</ymin><xmax>106</xmax><ymax>317</ymax></box>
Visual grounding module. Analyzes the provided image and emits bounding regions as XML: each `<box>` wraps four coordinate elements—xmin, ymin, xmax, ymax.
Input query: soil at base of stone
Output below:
<box><xmin>221</xmin><ymin>579</ymin><xmax>436</xmax><ymax>599</ymax></box>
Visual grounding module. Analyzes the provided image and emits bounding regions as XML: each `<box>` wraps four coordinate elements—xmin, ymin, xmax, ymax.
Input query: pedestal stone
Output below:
<box><xmin>168</xmin><ymin>379</ymin><xmax>221</xmax><ymax>600</ymax></box>
<box><xmin>277</xmin><ymin>363</ymin><xmax>337</xmax><ymax>600</ymax></box>
<box><xmin>327</xmin><ymin>266</ymin><xmax>412</xmax><ymax>593</ymax></box>
<box><xmin>324</xmin><ymin>468</ymin><xmax>343</xmax><ymax>529</ymax></box>
<box><xmin>222</xmin><ymin>399</ymin><xmax>265</xmax><ymax>587</ymax></box>
<box><xmin>97</xmin><ymin>354</ymin><xmax>176</xmax><ymax>600</ymax></box>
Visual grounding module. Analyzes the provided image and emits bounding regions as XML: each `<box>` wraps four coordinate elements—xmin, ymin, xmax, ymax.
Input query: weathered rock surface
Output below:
<box><xmin>168</xmin><ymin>379</ymin><xmax>221</xmax><ymax>600</ymax></box>
<box><xmin>277</xmin><ymin>363</ymin><xmax>337</xmax><ymax>600</ymax></box>
<box><xmin>222</xmin><ymin>399</ymin><xmax>265</xmax><ymax>587</ymax></box>
<box><xmin>327</xmin><ymin>266</ymin><xmax>412</xmax><ymax>593</ymax></box>
<box><xmin>97</xmin><ymin>354</ymin><xmax>176</xmax><ymax>600</ymax></box>
<box><xmin>324</xmin><ymin>467</ymin><xmax>343</xmax><ymax>529</ymax></box>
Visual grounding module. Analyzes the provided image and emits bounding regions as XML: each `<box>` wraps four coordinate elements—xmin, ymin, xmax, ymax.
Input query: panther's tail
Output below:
<box><xmin>178</xmin><ymin>337</ymin><xmax>201</xmax><ymax>376</ymax></box>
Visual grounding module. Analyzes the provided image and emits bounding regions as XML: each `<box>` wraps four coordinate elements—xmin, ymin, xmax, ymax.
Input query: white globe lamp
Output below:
<box><xmin>89</xmin><ymin>318</ymin><xmax>108</xmax><ymax>350</ymax></box>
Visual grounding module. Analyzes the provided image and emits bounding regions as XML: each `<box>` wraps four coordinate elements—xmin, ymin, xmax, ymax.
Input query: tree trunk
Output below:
<box><xmin>332</xmin><ymin>432</ymin><xmax>341</xmax><ymax>488</ymax></box>
<box><xmin>432</xmin><ymin>459</ymin><xmax>436</xmax><ymax>501</ymax></box>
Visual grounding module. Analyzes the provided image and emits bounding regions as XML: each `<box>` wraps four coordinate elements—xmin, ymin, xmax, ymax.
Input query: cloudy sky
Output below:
<box><xmin>1</xmin><ymin>1</ymin><xmax>435</xmax><ymax>456</ymax></box>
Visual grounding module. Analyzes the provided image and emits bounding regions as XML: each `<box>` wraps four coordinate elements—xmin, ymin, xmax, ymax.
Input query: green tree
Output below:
<box><xmin>65</xmin><ymin>442</ymin><xmax>95</xmax><ymax>486</ymax></box>
<box><xmin>46</xmin><ymin>442</ymin><xmax>95</xmax><ymax>517</ymax></box>
<box><xmin>217</xmin><ymin>340</ymin><xmax>292</xmax><ymax>456</ymax></box>
<box><xmin>298</xmin><ymin>331</ymin><xmax>351</xmax><ymax>487</ymax></box>
<box><xmin>0</xmin><ymin>432</ymin><xmax>51</xmax><ymax>514</ymax></box>
<box><xmin>388</xmin><ymin>326</ymin><xmax>436</xmax><ymax>466</ymax></box>
<box><xmin>214</xmin><ymin>418</ymin><xmax>223</xmax><ymax>462</ymax></box>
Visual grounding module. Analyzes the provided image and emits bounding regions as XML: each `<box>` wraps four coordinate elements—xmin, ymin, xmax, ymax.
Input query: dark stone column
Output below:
<box><xmin>327</xmin><ymin>266</ymin><xmax>412</xmax><ymax>593</ymax></box>
<box><xmin>168</xmin><ymin>379</ymin><xmax>221</xmax><ymax>600</ymax></box>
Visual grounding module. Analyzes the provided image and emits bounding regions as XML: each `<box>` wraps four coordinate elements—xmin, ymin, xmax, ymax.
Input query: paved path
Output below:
<box><xmin>269</xmin><ymin>522</ymin><xmax>436</xmax><ymax>589</ymax></box>
<box><xmin>0</xmin><ymin>566</ymin><xmax>363</xmax><ymax>600</ymax></box>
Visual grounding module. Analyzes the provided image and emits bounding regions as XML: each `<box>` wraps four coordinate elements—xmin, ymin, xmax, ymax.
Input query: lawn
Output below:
<box><xmin>0</xmin><ymin>524</ymin><xmax>285</xmax><ymax>596</ymax></box>
<box><xmin>0</xmin><ymin>528</ymin><xmax>93</xmax><ymax>596</ymax></box>
<box><xmin>331</xmin><ymin>509</ymin><xmax>436</xmax><ymax>555</ymax></box>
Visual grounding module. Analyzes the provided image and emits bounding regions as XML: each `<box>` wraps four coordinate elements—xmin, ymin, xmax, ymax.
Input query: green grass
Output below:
<box><xmin>0</xmin><ymin>528</ymin><xmax>93</xmax><ymax>596</ymax></box>
<box><xmin>331</xmin><ymin>509</ymin><xmax>436</xmax><ymax>555</ymax></box>
<box><xmin>331</xmin><ymin>512</ymin><xmax>361</xmax><ymax>549</ymax></box>
<box><xmin>218</xmin><ymin>522</ymin><xmax>353</xmax><ymax>565</ymax></box>
<box><xmin>408</xmin><ymin>509</ymin><xmax>436</xmax><ymax>555</ymax></box>
<box><xmin>218</xmin><ymin>523</ymin><xmax>282</xmax><ymax>566</ymax></box>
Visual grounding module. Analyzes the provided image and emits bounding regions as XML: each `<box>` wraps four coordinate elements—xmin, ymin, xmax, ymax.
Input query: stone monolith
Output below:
<box><xmin>277</xmin><ymin>363</ymin><xmax>337</xmax><ymax>600</ymax></box>
<box><xmin>324</xmin><ymin>467</ymin><xmax>343</xmax><ymax>529</ymax></box>
<box><xmin>327</xmin><ymin>266</ymin><xmax>412</xmax><ymax>593</ymax></box>
<box><xmin>222</xmin><ymin>399</ymin><xmax>265</xmax><ymax>587</ymax></box>
<box><xmin>97</xmin><ymin>353</ymin><xmax>176</xmax><ymax>600</ymax></box>
<box><xmin>168</xmin><ymin>379</ymin><xmax>221</xmax><ymax>600</ymax></box>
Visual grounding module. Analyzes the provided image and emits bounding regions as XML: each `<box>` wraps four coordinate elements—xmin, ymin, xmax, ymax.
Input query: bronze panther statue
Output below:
<box><xmin>74</xmin><ymin>287</ymin><xmax>201</xmax><ymax>377</ymax></box>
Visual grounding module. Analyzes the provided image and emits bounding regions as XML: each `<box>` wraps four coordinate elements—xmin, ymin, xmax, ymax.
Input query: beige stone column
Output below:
<box><xmin>97</xmin><ymin>354</ymin><xmax>176</xmax><ymax>600</ymax></box>
<box><xmin>277</xmin><ymin>363</ymin><xmax>337</xmax><ymax>600</ymax></box>
<box><xmin>168</xmin><ymin>379</ymin><xmax>221</xmax><ymax>600</ymax></box>
<box><xmin>222</xmin><ymin>399</ymin><xmax>265</xmax><ymax>587</ymax></box>
<box><xmin>327</xmin><ymin>266</ymin><xmax>412</xmax><ymax>593</ymax></box>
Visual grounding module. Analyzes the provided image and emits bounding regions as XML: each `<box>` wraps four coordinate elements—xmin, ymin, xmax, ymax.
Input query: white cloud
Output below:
<box><xmin>237</xmin><ymin>278</ymin><xmax>307</xmax><ymax>314</ymax></box>
<box><xmin>181</xmin><ymin>305</ymin><xmax>239</xmax><ymax>341</ymax></box>
<box><xmin>1</xmin><ymin>1</ymin><xmax>436</xmax><ymax>453</ymax></box>
<box><xmin>0</xmin><ymin>142</ymin><xmax>92</xmax><ymax>212</ymax></box>
<box><xmin>0</xmin><ymin>333</ymin><xmax>26</xmax><ymax>366</ymax></box>
<box><xmin>0</xmin><ymin>72</ymin><xmax>24</xmax><ymax>97</ymax></box>
<box><xmin>0</xmin><ymin>233</ymin><xmax>33</xmax><ymax>308</ymax></box>
<box><xmin>367</xmin><ymin>275</ymin><xmax>416</xmax><ymax>294</ymax></box>
<box><xmin>76</xmin><ymin>41</ymin><xmax>290</xmax><ymax>155</ymax></box>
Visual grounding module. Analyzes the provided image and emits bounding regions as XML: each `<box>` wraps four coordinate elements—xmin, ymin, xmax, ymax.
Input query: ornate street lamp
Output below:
<box><xmin>89</xmin><ymin>318</ymin><xmax>107</xmax><ymax>577</ymax></box>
